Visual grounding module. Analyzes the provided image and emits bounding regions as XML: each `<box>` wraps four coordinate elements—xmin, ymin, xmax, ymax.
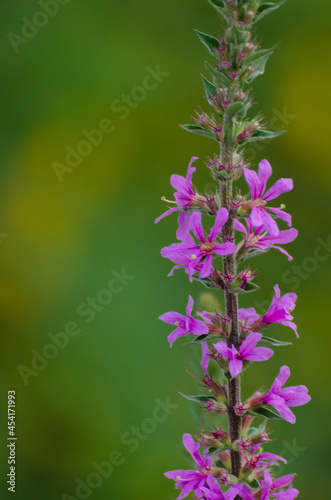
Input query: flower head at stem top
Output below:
<box><xmin>213</xmin><ymin>332</ymin><xmax>273</xmax><ymax>377</ymax></box>
<box><xmin>161</xmin><ymin>208</ymin><xmax>237</xmax><ymax>281</ymax></box>
<box><xmin>263</xmin><ymin>365</ymin><xmax>311</xmax><ymax>424</ymax></box>
<box><xmin>241</xmin><ymin>159</ymin><xmax>293</xmax><ymax>236</ymax></box>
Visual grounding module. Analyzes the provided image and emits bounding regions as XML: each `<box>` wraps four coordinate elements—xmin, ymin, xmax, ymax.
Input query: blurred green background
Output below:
<box><xmin>0</xmin><ymin>1</ymin><xmax>330</xmax><ymax>499</ymax></box>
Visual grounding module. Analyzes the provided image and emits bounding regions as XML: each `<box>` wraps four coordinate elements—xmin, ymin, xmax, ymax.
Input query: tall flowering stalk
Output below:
<box><xmin>156</xmin><ymin>1</ymin><xmax>310</xmax><ymax>499</ymax></box>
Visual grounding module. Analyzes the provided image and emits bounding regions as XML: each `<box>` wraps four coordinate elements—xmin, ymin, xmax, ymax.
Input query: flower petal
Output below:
<box><xmin>243</xmin><ymin>168</ymin><xmax>261</xmax><ymax>199</ymax></box>
<box><xmin>258</xmin><ymin>159</ymin><xmax>273</xmax><ymax>197</ymax></box>
<box><xmin>213</xmin><ymin>341</ymin><xmax>233</xmax><ymax>359</ymax></box>
<box><xmin>213</xmin><ymin>242</ymin><xmax>237</xmax><ymax>256</ymax></box>
<box><xmin>201</xmin><ymin>342</ymin><xmax>210</xmax><ymax>375</ymax></box>
<box><xmin>229</xmin><ymin>358</ymin><xmax>243</xmax><ymax>377</ymax></box>
<box><xmin>209</xmin><ymin>208</ymin><xmax>229</xmax><ymax>241</ymax></box>
<box><xmin>240</xmin><ymin>332</ymin><xmax>262</xmax><ymax>357</ymax></box>
<box><xmin>264</xmin><ymin>177</ymin><xmax>293</xmax><ymax>201</ymax></box>
<box><xmin>189</xmin><ymin>212</ymin><xmax>205</xmax><ymax>242</ymax></box>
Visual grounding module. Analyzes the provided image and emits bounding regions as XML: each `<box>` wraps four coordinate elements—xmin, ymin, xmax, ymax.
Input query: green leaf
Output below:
<box><xmin>226</xmin><ymin>102</ymin><xmax>246</xmax><ymax>117</ymax></box>
<box><xmin>201</xmin><ymin>75</ymin><xmax>217</xmax><ymax>103</ymax></box>
<box><xmin>205</xmin><ymin>61</ymin><xmax>231</xmax><ymax>87</ymax></box>
<box><xmin>246</xmin><ymin>478</ymin><xmax>261</xmax><ymax>489</ymax></box>
<box><xmin>261</xmin><ymin>336</ymin><xmax>293</xmax><ymax>347</ymax></box>
<box><xmin>247</xmin><ymin>51</ymin><xmax>273</xmax><ymax>82</ymax></box>
<box><xmin>225</xmin><ymin>25</ymin><xmax>250</xmax><ymax>44</ymax></box>
<box><xmin>206</xmin><ymin>0</ymin><xmax>231</xmax><ymax>22</ymax></box>
<box><xmin>248</xmin><ymin>420</ymin><xmax>267</xmax><ymax>437</ymax></box>
<box><xmin>195</xmin><ymin>30</ymin><xmax>219</xmax><ymax>55</ymax></box>
<box><xmin>205</xmin><ymin>446</ymin><xmax>226</xmax><ymax>456</ymax></box>
<box><xmin>183</xmin><ymin>334</ymin><xmax>224</xmax><ymax>346</ymax></box>
<box><xmin>229</xmin><ymin>282</ymin><xmax>260</xmax><ymax>294</ymax></box>
<box><xmin>180</xmin><ymin>124</ymin><xmax>217</xmax><ymax>141</ymax></box>
<box><xmin>179</xmin><ymin>393</ymin><xmax>215</xmax><ymax>404</ymax></box>
<box><xmin>255</xmin><ymin>0</ymin><xmax>288</xmax><ymax>22</ymax></box>
<box><xmin>249</xmin><ymin>406</ymin><xmax>281</xmax><ymax>420</ymax></box>
<box><xmin>242</xmin><ymin>129</ymin><xmax>286</xmax><ymax>144</ymax></box>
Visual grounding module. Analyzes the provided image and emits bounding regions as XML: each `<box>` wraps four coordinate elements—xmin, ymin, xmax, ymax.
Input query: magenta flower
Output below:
<box><xmin>234</xmin><ymin>219</ymin><xmax>298</xmax><ymax>261</ymax></box>
<box><xmin>164</xmin><ymin>433</ymin><xmax>214</xmax><ymax>499</ymax></box>
<box><xmin>213</xmin><ymin>332</ymin><xmax>273</xmax><ymax>377</ymax></box>
<box><xmin>155</xmin><ymin>156</ymin><xmax>203</xmax><ymax>222</ymax></box>
<box><xmin>238</xmin><ymin>307</ymin><xmax>259</xmax><ymax>330</ymax></box>
<box><xmin>262</xmin><ymin>285</ymin><xmax>298</xmax><ymax>337</ymax></box>
<box><xmin>161</xmin><ymin>209</ymin><xmax>237</xmax><ymax>281</ymax></box>
<box><xmin>263</xmin><ymin>365</ymin><xmax>311</xmax><ymax>424</ymax></box>
<box><xmin>243</xmin><ymin>159</ymin><xmax>293</xmax><ymax>236</ymax></box>
<box><xmin>159</xmin><ymin>295</ymin><xmax>208</xmax><ymax>347</ymax></box>
<box><xmin>245</xmin><ymin>445</ymin><xmax>287</xmax><ymax>470</ymax></box>
<box><xmin>260</xmin><ymin>469</ymin><xmax>298</xmax><ymax>499</ymax></box>
<box><xmin>201</xmin><ymin>482</ymin><xmax>254</xmax><ymax>500</ymax></box>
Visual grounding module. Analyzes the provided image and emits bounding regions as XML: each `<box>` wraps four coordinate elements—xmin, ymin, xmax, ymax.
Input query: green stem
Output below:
<box><xmin>220</xmin><ymin>116</ymin><xmax>242</xmax><ymax>479</ymax></box>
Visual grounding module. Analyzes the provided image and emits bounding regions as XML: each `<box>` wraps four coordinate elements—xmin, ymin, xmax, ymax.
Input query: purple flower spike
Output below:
<box><xmin>214</xmin><ymin>332</ymin><xmax>273</xmax><ymax>377</ymax></box>
<box><xmin>234</xmin><ymin>219</ymin><xmax>298</xmax><ymax>261</ymax></box>
<box><xmin>164</xmin><ymin>433</ymin><xmax>213</xmax><ymax>500</ymax></box>
<box><xmin>155</xmin><ymin>156</ymin><xmax>201</xmax><ymax>223</ymax></box>
<box><xmin>263</xmin><ymin>365</ymin><xmax>311</xmax><ymax>424</ymax></box>
<box><xmin>161</xmin><ymin>208</ymin><xmax>237</xmax><ymax>281</ymax></box>
<box><xmin>243</xmin><ymin>159</ymin><xmax>293</xmax><ymax>236</ymax></box>
<box><xmin>261</xmin><ymin>469</ymin><xmax>298</xmax><ymax>500</ymax></box>
<box><xmin>262</xmin><ymin>284</ymin><xmax>298</xmax><ymax>337</ymax></box>
<box><xmin>159</xmin><ymin>295</ymin><xmax>208</xmax><ymax>347</ymax></box>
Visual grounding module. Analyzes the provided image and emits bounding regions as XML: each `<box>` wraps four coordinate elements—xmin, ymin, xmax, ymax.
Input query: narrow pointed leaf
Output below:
<box><xmin>179</xmin><ymin>393</ymin><xmax>216</xmax><ymax>403</ymax></box>
<box><xmin>195</xmin><ymin>30</ymin><xmax>219</xmax><ymax>55</ymax></box>
<box><xmin>202</xmin><ymin>75</ymin><xmax>217</xmax><ymax>103</ymax></box>
<box><xmin>205</xmin><ymin>61</ymin><xmax>231</xmax><ymax>86</ymax></box>
<box><xmin>261</xmin><ymin>336</ymin><xmax>293</xmax><ymax>347</ymax></box>
<box><xmin>180</xmin><ymin>124</ymin><xmax>217</xmax><ymax>141</ymax></box>
<box><xmin>242</xmin><ymin>129</ymin><xmax>286</xmax><ymax>144</ymax></box>
<box><xmin>254</xmin><ymin>0</ymin><xmax>288</xmax><ymax>22</ymax></box>
<box><xmin>183</xmin><ymin>334</ymin><xmax>224</xmax><ymax>345</ymax></box>
<box><xmin>247</xmin><ymin>51</ymin><xmax>273</xmax><ymax>82</ymax></box>
<box><xmin>206</xmin><ymin>0</ymin><xmax>231</xmax><ymax>22</ymax></box>
<box><xmin>249</xmin><ymin>406</ymin><xmax>282</xmax><ymax>420</ymax></box>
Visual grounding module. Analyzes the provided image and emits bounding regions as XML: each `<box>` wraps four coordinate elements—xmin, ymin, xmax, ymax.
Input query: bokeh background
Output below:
<box><xmin>0</xmin><ymin>1</ymin><xmax>330</xmax><ymax>499</ymax></box>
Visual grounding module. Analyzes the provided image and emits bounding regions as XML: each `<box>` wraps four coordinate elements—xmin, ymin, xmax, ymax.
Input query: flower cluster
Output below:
<box><xmin>156</xmin><ymin>1</ymin><xmax>310</xmax><ymax>499</ymax></box>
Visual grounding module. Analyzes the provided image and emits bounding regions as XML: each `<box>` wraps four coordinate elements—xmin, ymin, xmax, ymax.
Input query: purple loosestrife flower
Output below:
<box><xmin>260</xmin><ymin>285</ymin><xmax>298</xmax><ymax>337</ymax></box>
<box><xmin>242</xmin><ymin>159</ymin><xmax>293</xmax><ymax>236</ymax></box>
<box><xmin>164</xmin><ymin>433</ymin><xmax>214</xmax><ymax>499</ymax></box>
<box><xmin>159</xmin><ymin>295</ymin><xmax>208</xmax><ymax>347</ymax></box>
<box><xmin>161</xmin><ymin>208</ymin><xmax>237</xmax><ymax>281</ymax></box>
<box><xmin>234</xmin><ymin>219</ymin><xmax>298</xmax><ymax>261</ymax></box>
<box><xmin>260</xmin><ymin>469</ymin><xmax>299</xmax><ymax>499</ymax></box>
<box><xmin>214</xmin><ymin>332</ymin><xmax>273</xmax><ymax>377</ymax></box>
<box><xmin>263</xmin><ymin>365</ymin><xmax>311</xmax><ymax>424</ymax></box>
<box><xmin>201</xmin><ymin>482</ymin><xmax>254</xmax><ymax>500</ymax></box>
<box><xmin>155</xmin><ymin>157</ymin><xmax>206</xmax><ymax>222</ymax></box>
<box><xmin>244</xmin><ymin>445</ymin><xmax>287</xmax><ymax>470</ymax></box>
